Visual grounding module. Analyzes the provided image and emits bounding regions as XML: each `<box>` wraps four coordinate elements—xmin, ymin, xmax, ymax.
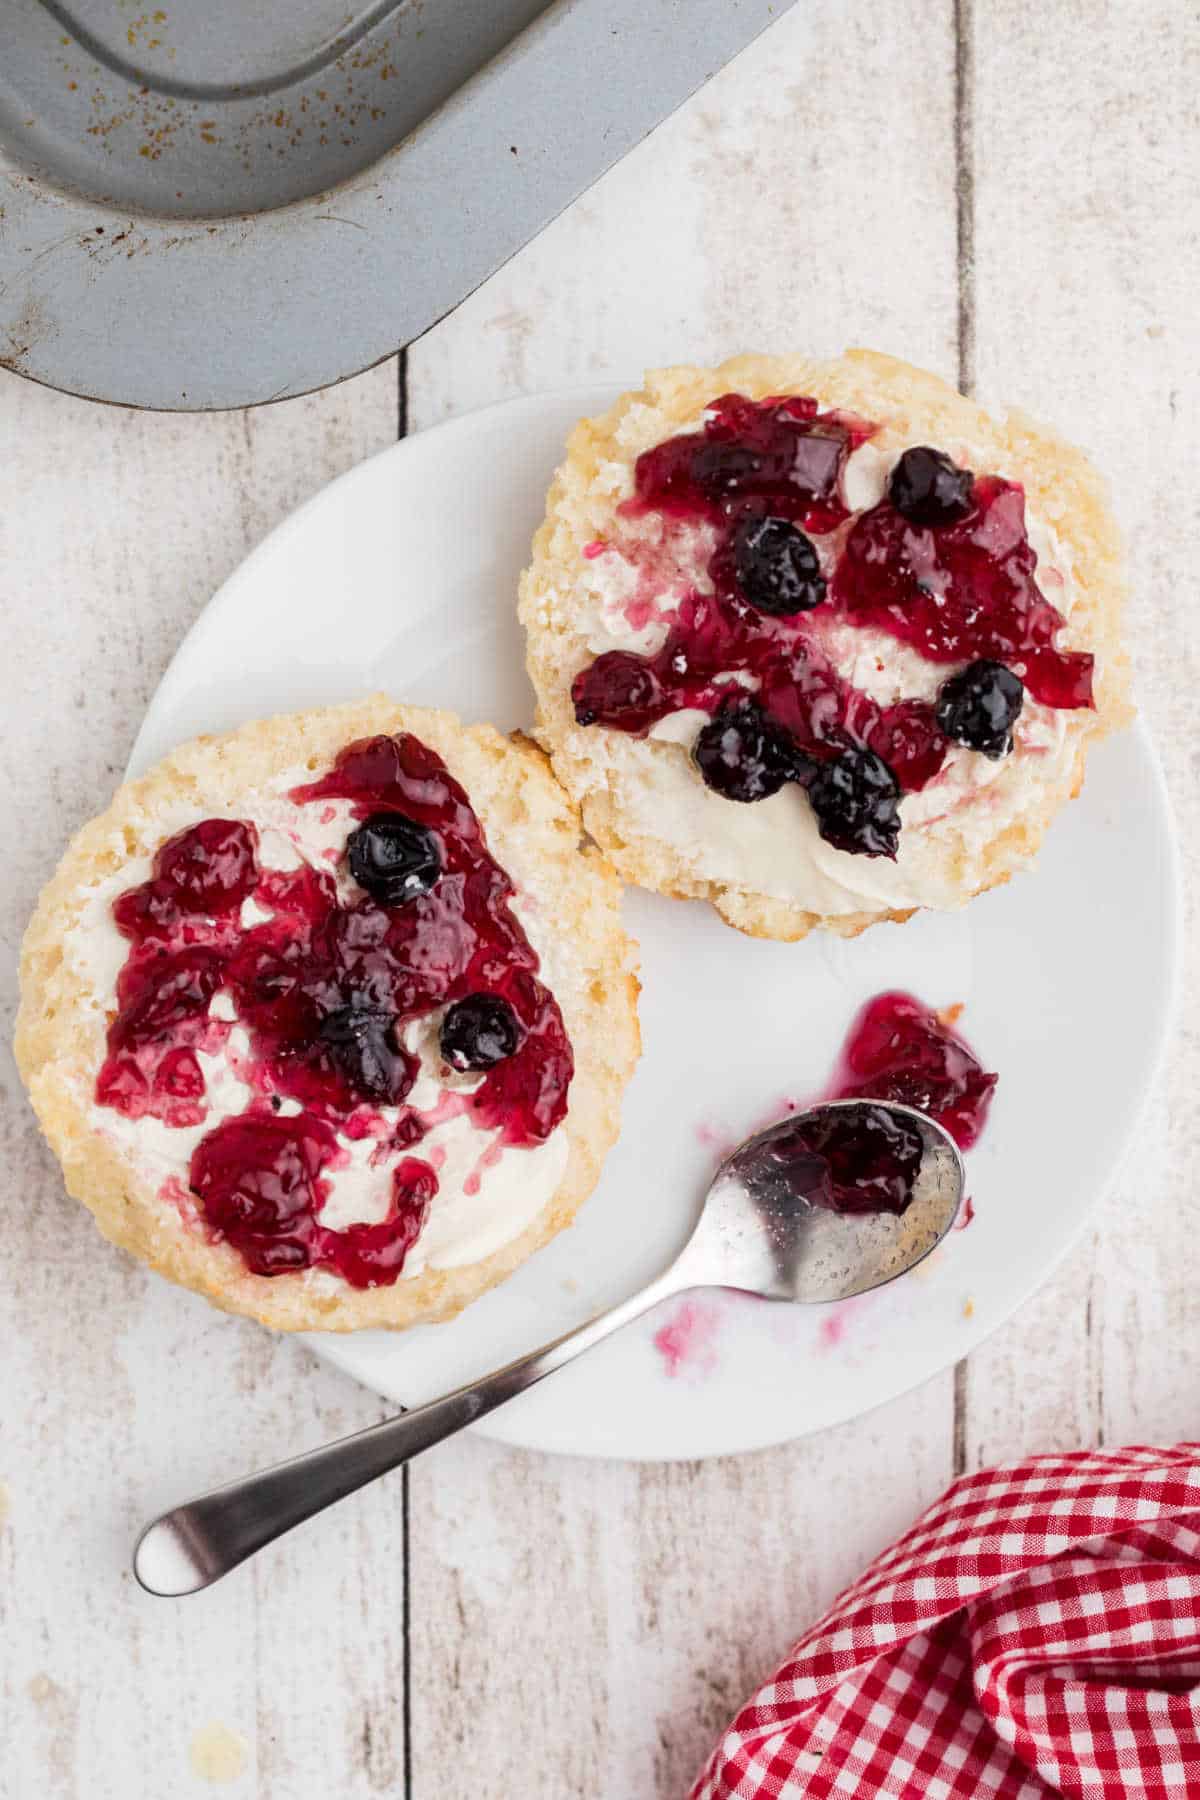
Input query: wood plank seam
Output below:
<box><xmin>952</xmin><ymin>0</ymin><xmax>976</xmax><ymax>1481</ymax></box>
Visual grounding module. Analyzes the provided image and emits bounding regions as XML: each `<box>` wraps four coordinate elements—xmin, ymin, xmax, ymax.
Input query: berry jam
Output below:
<box><xmin>763</xmin><ymin>1104</ymin><xmax>926</xmax><ymax>1216</ymax></box>
<box><xmin>833</xmin><ymin>477</ymin><xmax>1094</xmax><ymax>708</ymax></box>
<box><xmin>572</xmin><ymin>598</ymin><xmax>950</xmax><ymax>797</ymax></box>
<box><xmin>768</xmin><ymin>992</ymin><xmax>996</xmax><ymax>1218</ymax></box>
<box><xmin>829</xmin><ymin>990</ymin><xmax>996</xmax><ymax>1151</ymax></box>
<box><xmin>571</xmin><ymin>395</ymin><xmax>1093</xmax><ymax>844</ymax></box>
<box><xmin>190</xmin><ymin>1115</ymin><xmax>436</xmax><ymax>1284</ymax></box>
<box><xmin>96</xmin><ymin>734</ymin><xmax>574</xmax><ymax>1287</ymax></box>
<box><xmin>572</xmin><ymin>398</ymin><xmax>952</xmax><ymax>798</ymax></box>
<box><xmin>631</xmin><ymin>392</ymin><xmax>869</xmax><ymax>533</ymax></box>
<box><xmin>97</xmin><ymin>819</ymin><xmax>260</xmax><ymax>1128</ymax></box>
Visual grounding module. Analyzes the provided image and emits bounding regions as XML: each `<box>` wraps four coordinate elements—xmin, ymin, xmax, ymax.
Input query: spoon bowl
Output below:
<box><xmin>682</xmin><ymin>1099</ymin><xmax>965</xmax><ymax>1305</ymax></box>
<box><xmin>134</xmin><ymin>1099</ymin><xmax>964</xmax><ymax>1596</ymax></box>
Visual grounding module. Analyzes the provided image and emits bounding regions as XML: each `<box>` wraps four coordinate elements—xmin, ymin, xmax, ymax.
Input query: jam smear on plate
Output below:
<box><xmin>829</xmin><ymin>990</ymin><xmax>997</xmax><ymax>1153</ymax></box>
<box><xmin>96</xmin><ymin>733</ymin><xmax>573</xmax><ymax>1287</ymax></box>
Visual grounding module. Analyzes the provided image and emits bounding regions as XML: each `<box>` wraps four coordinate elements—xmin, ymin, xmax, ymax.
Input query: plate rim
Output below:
<box><xmin>128</xmin><ymin>385</ymin><xmax>1184</xmax><ymax>1461</ymax></box>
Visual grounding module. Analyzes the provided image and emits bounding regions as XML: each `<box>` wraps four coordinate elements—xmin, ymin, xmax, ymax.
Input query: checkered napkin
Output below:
<box><xmin>691</xmin><ymin>1446</ymin><xmax>1200</xmax><ymax>1799</ymax></box>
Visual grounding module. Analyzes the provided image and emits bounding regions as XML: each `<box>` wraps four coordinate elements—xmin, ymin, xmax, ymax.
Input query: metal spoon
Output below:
<box><xmin>133</xmin><ymin>1099</ymin><xmax>963</xmax><ymax>1596</ymax></box>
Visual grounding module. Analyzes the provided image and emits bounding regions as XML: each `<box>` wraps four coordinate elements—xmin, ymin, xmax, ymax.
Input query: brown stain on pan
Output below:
<box><xmin>0</xmin><ymin>294</ymin><xmax>53</xmax><ymax>372</ymax></box>
<box><xmin>11</xmin><ymin>0</ymin><xmax>549</xmax><ymax>220</ymax></box>
<box><xmin>57</xmin><ymin>28</ymin><xmax>403</xmax><ymax>182</ymax></box>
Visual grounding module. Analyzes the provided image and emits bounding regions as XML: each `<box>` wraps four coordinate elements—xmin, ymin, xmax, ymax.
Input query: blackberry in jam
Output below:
<box><xmin>731</xmin><ymin>515</ymin><xmax>826</xmax><ymax>616</ymax></box>
<box><xmin>573</xmin><ymin>651</ymin><xmax>665</xmax><ymax>732</ymax></box>
<box><xmin>935</xmin><ymin>660</ymin><xmax>1025</xmax><ymax>758</ymax></box>
<box><xmin>316</xmin><ymin>1005</ymin><xmax>415</xmax><ymax>1105</ymax></box>
<box><xmin>806</xmin><ymin>747</ymin><xmax>901</xmax><ymax>859</ymax></box>
<box><xmin>887</xmin><ymin>446</ymin><xmax>974</xmax><ymax>527</ymax></box>
<box><xmin>693</xmin><ymin>700</ymin><xmax>799</xmax><ymax>803</ymax></box>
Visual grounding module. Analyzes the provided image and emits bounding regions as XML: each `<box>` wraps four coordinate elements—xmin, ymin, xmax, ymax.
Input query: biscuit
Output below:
<box><xmin>15</xmin><ymin>697</ymin><xmax>640</xmax><ymax>1331</ymax></box>
<box><xmin>521</xmin><ymin>350</ymin><xmax>1132</xmax><ymax>940</ymax></box>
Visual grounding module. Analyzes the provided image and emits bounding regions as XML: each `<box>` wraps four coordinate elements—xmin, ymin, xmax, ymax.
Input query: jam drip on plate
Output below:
<box><xmin>572</xmin><ymin>395</ymin><xmax>1093</xmax><ymax>857</ymax></box>
<box><xmin>830</xmin><ymin>990</ymin><xmax>996</xmax><ymax>1153</ymax></box>
<box><xmin>96</xmin><ymin>734</ymin><xmax>573</xmax><ymax>1287</ymax></box>
<box><xmin>766</xmin><ymin>991</ymin><xmax>996</xmax><ymax>1218</ymax></box>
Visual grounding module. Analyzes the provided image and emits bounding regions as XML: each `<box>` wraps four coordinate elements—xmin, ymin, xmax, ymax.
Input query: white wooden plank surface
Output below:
<box><xmin>0</xmin><ymin>0</ymin><xmax>1195</xmax><ymax>1795</ymax></box>
<box><xmin>0</xmin><ymin>368</ymin><xmax>412</xmax><ymax>1800</ymax></box>
<box><xmin>957</xmin><ymin>0</ymin><xmax>1200</xmax><ymax>1469</ymax></box>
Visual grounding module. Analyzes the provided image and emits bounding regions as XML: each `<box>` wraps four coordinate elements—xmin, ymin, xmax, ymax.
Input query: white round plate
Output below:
<box><xmin>131</xmin><ymin>387</ymin><xmax>1180</xmax><ymax>1461</ymax></box>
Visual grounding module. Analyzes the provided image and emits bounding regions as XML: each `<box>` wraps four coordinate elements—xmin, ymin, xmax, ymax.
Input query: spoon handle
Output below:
<box><xmin>133</xmin><ymin>1266</ymin><xmax>688</xmax><ymax>1597</ymax></box>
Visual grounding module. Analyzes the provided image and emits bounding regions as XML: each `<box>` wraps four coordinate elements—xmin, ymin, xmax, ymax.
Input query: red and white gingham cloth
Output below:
<box><xmin>691</xmin><ymin>1446</ymin><xmax>1200</xmax><ymax>1800</ymax></box>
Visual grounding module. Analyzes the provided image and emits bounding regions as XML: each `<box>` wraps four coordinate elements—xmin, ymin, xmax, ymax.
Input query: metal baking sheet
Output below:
<box><xmin>0</xmin><ymin>0</ymin><xmax>794</xmax><ymax>410</ymax></box>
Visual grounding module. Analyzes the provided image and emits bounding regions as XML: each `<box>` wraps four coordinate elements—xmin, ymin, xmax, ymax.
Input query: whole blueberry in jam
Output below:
<box><xmin>693</xmin><ymin>699</ymin><xmax>799</xmax><ymax>803</ymax></box>
<box><xmin>732</xmin><ymin>515</ymin><xmax>826</xmax><ymax>616</ymax></box>
<box><xmin>806</xmin><ymin>747</ymin><xmax>901</xmax><ymax>858</ymax></box>
<box><xmin>887</xmin><ymin>446</ymin><xmax>974</xmax><ymax>527</ymax></box>
<box><xmin>440</xmin><ymin>994</ymin><xmax>522</xmax><ymax>1072</ymax></box>
<box><xmin>935</xmin><ymin>659</ymin><xmax>1025</xmax><ymax>758</ymax></box>
<box><xmin>346</xmin><ymin>812</ymin><xmax>441</xmax><ymax>906</ymax></box>
<box><xmin>317</xmin><ymin>1004</ymin><xmax>415</xmax><ymax>1104</ymax></box>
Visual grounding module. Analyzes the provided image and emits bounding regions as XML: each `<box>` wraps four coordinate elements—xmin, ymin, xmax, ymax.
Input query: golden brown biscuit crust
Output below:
<box><xmin>521</xmin><ymin>349</ymin><xmax>1133</xmax><ymax>941</ymax></box>
<box><xmin>15</xmin><ymin>697</ymin><xmax>640</xmax><ymax>1331</ymax></box>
